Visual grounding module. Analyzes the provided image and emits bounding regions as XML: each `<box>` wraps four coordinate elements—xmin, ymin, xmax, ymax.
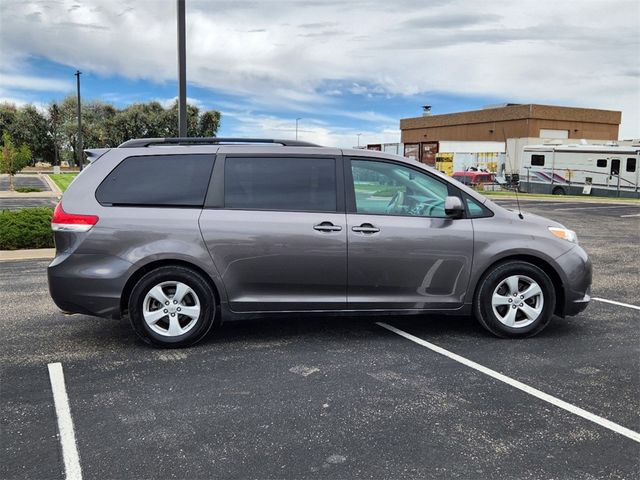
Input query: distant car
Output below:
<box><xmin>452</xmin><ymin>171</ymin><xmax>496</xmax><ymax>187</ymax></box>
<box><xmin>48</xmin><ymin>137</ymin><xmax>591</xmax><ymax>347</ymax></box>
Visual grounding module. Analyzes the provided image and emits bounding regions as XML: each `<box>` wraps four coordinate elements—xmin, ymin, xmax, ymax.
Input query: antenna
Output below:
<box><xmin>503</xmin><ymin>129</ymin><xmax>523</xmax><ymax>219</ymax></box>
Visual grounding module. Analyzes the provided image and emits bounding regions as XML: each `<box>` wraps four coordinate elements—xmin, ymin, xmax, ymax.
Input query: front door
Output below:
<box><xmin>199</xmin><ymin>155</ymin><xmax>346</xmax><ymax>312</ymax></box>
<box><xmin>346</xmin><ymin>158</ymin><xmax>474</xmax><ymax>310</ymax></box>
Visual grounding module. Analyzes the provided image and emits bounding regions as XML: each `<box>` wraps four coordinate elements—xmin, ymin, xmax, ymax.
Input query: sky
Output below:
<box><xmin>0</xmin><ymin>0</ymin><xmax>638</xmax><ymax>147</ymax></box>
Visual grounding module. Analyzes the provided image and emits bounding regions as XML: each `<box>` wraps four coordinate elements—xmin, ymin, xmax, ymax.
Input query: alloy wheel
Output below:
<box><xmin>491</xmin><ymin>275</ymin><xmax>544</xmax><ymax>328</ymax></box>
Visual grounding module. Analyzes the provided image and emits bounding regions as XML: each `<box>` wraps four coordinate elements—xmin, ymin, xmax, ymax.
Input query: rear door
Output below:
<box><xmin>199</xmin><ymin>151</ymin><xmax>347</xmax><ymax>312</ymax></box>
<box><xmin>345</xmin><ymin>157</ymin><xmax>474</xmax><ymax>310</ymax></box>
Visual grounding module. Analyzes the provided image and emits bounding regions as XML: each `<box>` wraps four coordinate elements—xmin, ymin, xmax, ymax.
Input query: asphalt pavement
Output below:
<box><xmin>1</xmin><ymin>199</ymin><xmax>638</xmax><ymax>479</ymax></box>
<box><xmin>0</xmin><ymin>174</ymin><xmax>50</xmax><ymax>192</ymax></box>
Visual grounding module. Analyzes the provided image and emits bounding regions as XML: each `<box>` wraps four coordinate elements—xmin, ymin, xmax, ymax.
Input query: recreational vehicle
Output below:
<box><xmin>520</xmin><ymin>144</ymin><xmax>640</xmax><ymax>198</ymax></box>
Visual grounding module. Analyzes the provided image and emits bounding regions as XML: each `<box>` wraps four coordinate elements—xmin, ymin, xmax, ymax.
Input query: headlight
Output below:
<box><xmin>548</xmin><ymin>227</ymin><xmax>578</xmax><ymax>244</ymax></box>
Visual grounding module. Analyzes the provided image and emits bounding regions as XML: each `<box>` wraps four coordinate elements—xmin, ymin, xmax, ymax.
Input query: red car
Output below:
<box><xmin>452</xmin><ymin>171</ymin><xmax>495</xmax><ymax>187</ymax></box>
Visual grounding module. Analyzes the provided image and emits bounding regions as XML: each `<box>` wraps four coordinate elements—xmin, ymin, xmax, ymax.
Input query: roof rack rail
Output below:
<box><xmin>118</xmin><ymin>137</ymin><xmax>320</xmax><ymax>148</ymax></box>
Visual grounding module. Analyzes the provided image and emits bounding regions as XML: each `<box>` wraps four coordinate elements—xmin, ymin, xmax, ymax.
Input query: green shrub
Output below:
<box><xmin>15</xmin><ymin>187</ymin><xmax>42</xmax><ymax>193</ymax></box>
<box><xmin>0</xmin><ymin>207</ymin><xmax>54</xmax><ymax>250</ymax></box>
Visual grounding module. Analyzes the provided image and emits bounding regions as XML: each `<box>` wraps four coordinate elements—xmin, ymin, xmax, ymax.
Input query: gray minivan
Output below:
<box><xmin>48</xmin><ymin>138</ymin><xmax>591</xmax><ymax>347</ymax></box>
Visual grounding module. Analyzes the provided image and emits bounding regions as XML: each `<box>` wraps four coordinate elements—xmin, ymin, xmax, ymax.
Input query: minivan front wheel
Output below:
<box><xmin>128</xmin><ymin>266</ymin><xmax>216</xmax><ymax>347</ymax></box>
<box><xmin>474</xmin><ymin>261</ymin><xmax>556</xmax><ymax>338</ymax></box>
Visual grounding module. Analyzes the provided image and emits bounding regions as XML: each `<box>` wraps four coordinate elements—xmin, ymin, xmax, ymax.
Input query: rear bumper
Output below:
<box><xmin>555</xmin><ymin>245</ymin><xmax>592</xmax><ymax>317</ymax></box>
<box><xmin>48</xmin><ymin>252</ymin><xmax>132</xmax><ymax>319</ymax></box>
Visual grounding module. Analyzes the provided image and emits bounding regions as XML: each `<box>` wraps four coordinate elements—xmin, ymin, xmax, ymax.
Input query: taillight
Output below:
<box><xmin>51</xmin><ymin>202</ymin><xmax>99</xmax><ymax>232</ymax></box>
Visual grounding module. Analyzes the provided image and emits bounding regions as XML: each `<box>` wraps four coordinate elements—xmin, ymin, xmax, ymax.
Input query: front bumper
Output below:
<box><xmin>555</xmin><ymin>245</ymin><xmax>592</xmax><ymax>317</ymax></box>
<box><xmin>48</xmin><ymin>252</ymin><xmax>133</xmax><ymax>319</ymax></box>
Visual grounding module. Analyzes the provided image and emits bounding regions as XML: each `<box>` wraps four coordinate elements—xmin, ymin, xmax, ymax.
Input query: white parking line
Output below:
<box><xmin>620</xmin><ymin>213</ymin><xmax>640</xmax><ymax>218</ymax></box>
<box><xmin>592</xmin><ymin>297</ymin><xmax>640</xmax><ymax>311</ymax></box>
<box><xmin>376</xmin><ymin>322</ymin><xmax>640</xmax><ymax>444</ymax></box>
<box><xmin>48</xmin><ymin>362</ymin><xmax>83</xmax><ymax>480</ymax></box>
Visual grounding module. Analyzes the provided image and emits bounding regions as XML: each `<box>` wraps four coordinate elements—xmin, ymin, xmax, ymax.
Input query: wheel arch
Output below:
<box><xmin>473</xmin><ymin>254</ymin><xmax>565</xmax><ymax>316</ymax></box>
<box><xmin>120</xmin><ymin>259</ymin><xmax>223</xmax><ymax>320</ymax></box>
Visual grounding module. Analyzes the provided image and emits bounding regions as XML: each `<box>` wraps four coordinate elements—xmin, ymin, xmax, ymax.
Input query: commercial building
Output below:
<box><xmin>399</xmin><ymin>104</ymin><xmax>622</xmax><ymax>166</ymax></box>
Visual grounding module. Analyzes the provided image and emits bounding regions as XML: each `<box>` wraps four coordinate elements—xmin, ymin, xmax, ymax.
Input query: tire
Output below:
<box><xmin>552</xmin><ymin>186</ymin><xmax>566</xmax><ymax>195</ymax></box>
<box><xmin>128</xmin><ymin>266</ymin><xmax>216</xmax><ymax>348</ymax></box>
<box><xmin>474</xmin><ymin>261</ymin><xmax>556</xmax><ymax>338</ymax></box>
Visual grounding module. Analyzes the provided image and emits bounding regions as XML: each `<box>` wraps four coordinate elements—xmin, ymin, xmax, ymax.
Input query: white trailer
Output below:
<box><xmin>520</xmin><ymin>144</ymin><xmax>640</xmax><ymax>198</ymax></box>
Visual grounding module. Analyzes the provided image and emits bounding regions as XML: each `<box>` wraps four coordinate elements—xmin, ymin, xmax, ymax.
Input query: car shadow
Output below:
<box><xmin>65</xmin><ymin>311</ymin><xmax>588</xmax><ymax>351</ymax></box>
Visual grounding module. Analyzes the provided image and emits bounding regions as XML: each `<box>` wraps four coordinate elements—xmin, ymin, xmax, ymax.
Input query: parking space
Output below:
<box><xmin>0</xmin><ymin>174</ymin><xmax>51</xmax><ymax>192</ymax></box>
<box><xmin>0</xmin><ymin>197</ymin><xmax>58</xmax><ymax>210</ymax></box>
<box><xmin>1</xmin><ymin>199</ymin><xmax>639</xmax><ymax>479</ymax></box>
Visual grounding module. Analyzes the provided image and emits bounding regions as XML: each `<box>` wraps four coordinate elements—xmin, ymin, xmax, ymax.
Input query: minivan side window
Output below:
<box><xmin>464</xmin><ymin>194</ymin><xmax>493</xmax><ymax>218</ymax></box>
<box><xmin>351</xmin><ymin>159</ymin><xmax>448</xmax><ymax>217</ymax></box>
<box><xmin>96</xmin><ymin>154</ymin><xmax>214</xmax><ymax>207</ymax></box>
<box><xmin>531</xmin><ymin>154</ymin><xmax>545</xmax><ymax>166</ymax></box>
<box><xmin>225</xmin><ymin>157</ymin><xmax>336</xmax><ymax>212</ymax></box>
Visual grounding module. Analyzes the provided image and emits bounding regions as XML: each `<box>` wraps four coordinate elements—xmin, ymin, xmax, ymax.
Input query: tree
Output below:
<box><xmin>0</xmin><ymin>103</ymin><xmax>18</xmax><ymax>142</ymax></box>
<box><xmin>48</xmin><ymin>103</ymin><xmax>63</xmax><ymax>166</ymax></box>
<box><xmin>198</xmin><ymin>110</ymin><xmax>221</xmax><ymax>137</ymax></box>
<box><xmin>58</xmin><ymin>96</ymin><xmax>117</xmax><ymax>165</ymax></box>
<box><xmin>1</xmin><ymin>98</ymin><xmax>221</xmax><ymax>166</ymax></box>
<box><xmin>1</xmin><ymin>133</ymin><xmax>32</xmax><ymax>190</ymax></box>
<box><xmin>13</xmin><ymin>105</ymin><xmax>53</xmax><ymax>164</ymax></box>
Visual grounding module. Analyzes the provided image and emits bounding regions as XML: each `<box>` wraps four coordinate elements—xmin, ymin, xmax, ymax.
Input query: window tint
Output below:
<box><xmin>531</xmin><ymin>154</ymin><xmax>545</xmax><ymax>166</ymax></box>
<box><xmin>465</xmin><ymin>195</ymin><xmax>493</xmax><ymax>218</ymax></box>
<box><xmin>225</xmin><ymin>157</ymin><xmax>336</xmax><ymax>211</ymax></box>
<box><xmin>351</xmin><ymin>159</ymin><xmax>448</xmax><ymax>217</ymax></box>
<box><xmin>626</xmin><ymin>158</ymin><xmax>637</xmax><ymax>172</ymax></box>
<box><xmin>597</xmin><ymin>159</ymin><xmax>607</xmax><ymax>168</ymax></box>
<box><xmin>96</xmin><ymin>154</ymin><xmax>214</xmax><ymax>207</ymax></box>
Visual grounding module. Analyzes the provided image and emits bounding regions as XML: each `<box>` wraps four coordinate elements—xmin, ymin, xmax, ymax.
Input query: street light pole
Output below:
<box><xmin>177</xmin><ymin>0</ymin><xmax>187</xmax><ymax>137</ymax></box>
<box><xmin>295</xmin><ymin>118</ymin><xmax>302</xmax><ymax>140</ymax></box>
<box><xmin>75</xmin><ymin>70</ymin><xmax>83</xmax><ymax>171</ymax></box>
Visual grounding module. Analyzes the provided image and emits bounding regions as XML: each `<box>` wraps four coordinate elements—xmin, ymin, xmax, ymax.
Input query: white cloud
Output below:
<box><xmin>154</xmin><ymin>96</ymin><xmax>203</xmax><ymax>109</ymax></box>
<box><xmin>0</xmin><ymin>0</ymin><xmax>638</xmax><ymax>137</ymax></box>
<box><xmin>0</xmin><ymin>74</ymin><xmax>73</xmax><ymax>92</ymax></box>
<box><xmin>221</xmin><ymin>109</ymin><xmax>399</xmax><ymax>147</ymax></box>
<box><xmin>0</xmin><ymin>96</ymin><xmax>49</xmax><ymax>114</ymax></box>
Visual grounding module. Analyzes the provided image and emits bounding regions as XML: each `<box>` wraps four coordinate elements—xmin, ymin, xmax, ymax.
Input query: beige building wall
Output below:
<box><xmin>400</xmin><ymin>104</ymin><xmax>621</xmax><ymax>144</ymax></box>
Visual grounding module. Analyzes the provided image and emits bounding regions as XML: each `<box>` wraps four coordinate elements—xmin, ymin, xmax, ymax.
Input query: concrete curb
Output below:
<box><xmin>0</xmin><ymin>248</ymin><xmax>55</xmax><ymax>262</ymax></box>
<box><xmin>0</xmin><ymin>190</ymin><xmax>60</xmax><ymax>199</ymax></box>
<box><xmin>41</xmin><ymin>173</ymin><xmax>63</xmax><ymax>195</ymax></box>
<box><xmin>485</xmin><ymin>195</ymin><xmax>640</xmax><ymax>206</ymax></box>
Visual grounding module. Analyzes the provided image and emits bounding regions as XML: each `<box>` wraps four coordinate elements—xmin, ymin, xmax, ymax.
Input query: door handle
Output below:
<box><xmin>314</xmin><ymin>222</ymin><xmax>342</xmax><ymax>232</ymax></box>
<box><xmin>352</xmin><ymin>223</ymin><xmax>380</xmax><ymax>234</ymax></box>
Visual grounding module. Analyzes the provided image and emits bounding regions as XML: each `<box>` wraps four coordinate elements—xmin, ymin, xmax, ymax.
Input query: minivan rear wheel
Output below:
<box><xmin>128</xmin><ymin>266</ymin><xmax>216</xmax><ymax>347</ymax></box>
<box><xmin>474</xmin><ymin>261</ymin><xmax>556</xmax><ymax>338</ymax></box>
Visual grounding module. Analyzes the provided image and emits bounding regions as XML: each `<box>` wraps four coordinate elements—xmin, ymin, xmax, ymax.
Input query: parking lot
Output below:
<box><xmin>0</xmin><ymin>174</ymin><xmax>58</xmax><ymax>211</ymax></box>
<box><xmin>1</xmin><ymin>199</ymin><xmax>639</xmax><ymax>479</ymax></box>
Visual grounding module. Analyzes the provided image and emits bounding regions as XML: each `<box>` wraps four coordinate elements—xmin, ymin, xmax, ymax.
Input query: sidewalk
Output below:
<box><xmin>0</xmin><ymin>248</ymin><xmax>55</xmax><ymax>262</ymax></box>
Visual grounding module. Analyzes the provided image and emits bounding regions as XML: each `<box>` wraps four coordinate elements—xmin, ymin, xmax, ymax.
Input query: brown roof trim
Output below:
<box><xmin>400</xmin><ymin>104</ymin><xmax>621</xmax><ymax>130</ymax></box>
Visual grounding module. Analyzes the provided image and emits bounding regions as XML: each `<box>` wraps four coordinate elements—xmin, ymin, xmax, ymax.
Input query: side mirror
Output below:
<box><xmin>444</xmin><ymin>196</ymin><xmax>464</xmax><ymax>219</ymax></box>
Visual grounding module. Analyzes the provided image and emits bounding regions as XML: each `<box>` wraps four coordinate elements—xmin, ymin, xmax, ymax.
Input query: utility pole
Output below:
<box><xmin>295</xmin><ymin>118</ymin><xmax>302</xmax><ymax>140</ymax></box>
<box><xmin>177</xmin><ymin>0</ymin><xmax>187</xmax><ymax>137</ymax></box>
<box><xmin>75</xmin><ymin>70</ymin><xmax>83</xmax><ymax>171</ymax></box>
